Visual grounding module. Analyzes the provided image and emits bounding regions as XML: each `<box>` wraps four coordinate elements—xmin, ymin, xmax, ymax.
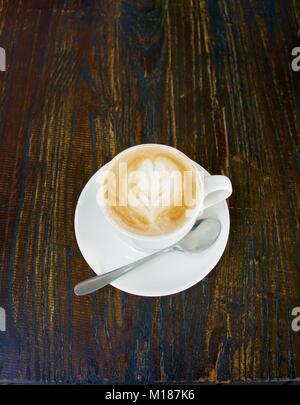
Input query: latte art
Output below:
<box><xmin>98</xmin><ymin>145</ymin><xmax>201</xmax><ymax>236</ymax></box>
<box><xmin>127</xmin><ymin>158</ymin><xmax>183</xmax><ymax>208</ymax></box>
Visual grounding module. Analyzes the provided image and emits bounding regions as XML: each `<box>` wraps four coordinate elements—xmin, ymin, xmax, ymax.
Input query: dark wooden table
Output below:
<box><xmin>0</xmin><ymin>0</ymin><xmax>299</xmax><ymax>384</ymax></box>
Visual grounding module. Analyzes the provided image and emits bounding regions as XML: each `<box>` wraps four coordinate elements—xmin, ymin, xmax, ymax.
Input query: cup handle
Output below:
<box><xmin>202</xmin><ymin>175</ymin><xmax>232</xmax><ymax>210</ymax></box>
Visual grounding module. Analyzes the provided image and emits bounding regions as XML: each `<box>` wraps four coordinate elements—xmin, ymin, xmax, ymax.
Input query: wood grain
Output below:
<box><xmin>0</xmin><ymin>0</ymin><xmax>299</xmax><ymax>383</ymax></box>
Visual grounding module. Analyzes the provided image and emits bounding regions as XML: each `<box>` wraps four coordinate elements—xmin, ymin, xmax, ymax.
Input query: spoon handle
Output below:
<box><xmin>74</xmin><ymin>248</ymin><xmax>169</xmax><ymax>296</ymax></box>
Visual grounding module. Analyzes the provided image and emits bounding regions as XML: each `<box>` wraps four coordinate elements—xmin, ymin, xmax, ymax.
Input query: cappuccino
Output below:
<box><xmin>98</xmin><ymin>145</ymin><xmax>201</xmax><ymax>236</ymax></box>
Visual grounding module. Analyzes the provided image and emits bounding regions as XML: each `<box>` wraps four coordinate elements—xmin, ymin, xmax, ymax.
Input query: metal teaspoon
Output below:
<box><xmin>74</xmin><ymin>218</ymin><xmax>221</xmax><ymax>296</ymax></box>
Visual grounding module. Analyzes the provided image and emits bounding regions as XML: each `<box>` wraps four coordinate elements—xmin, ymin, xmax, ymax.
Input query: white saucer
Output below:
<box><xmin>74</xmin><ymin>163</ymin><xmax>230</xmax><ymax>297</ymax></box>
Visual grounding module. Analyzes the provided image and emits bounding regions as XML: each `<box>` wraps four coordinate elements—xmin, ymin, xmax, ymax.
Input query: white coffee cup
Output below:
<box><xmin>95</xmin><ymin>144</ymin><xmax>232</xmax><ymax>251</ymax></box>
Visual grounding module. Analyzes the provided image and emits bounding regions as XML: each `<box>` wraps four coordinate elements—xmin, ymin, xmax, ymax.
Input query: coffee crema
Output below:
<box><xmin>99</xmin><ymin>145</ymin><xmax>201</xmax><ymax>236</ymax></box>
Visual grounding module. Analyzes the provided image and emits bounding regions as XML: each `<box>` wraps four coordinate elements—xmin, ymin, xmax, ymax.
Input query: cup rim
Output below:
<box><xmin>96</xmin><ymin>144</ymin><xmax>204</xmax><ymax>241</ymax></box>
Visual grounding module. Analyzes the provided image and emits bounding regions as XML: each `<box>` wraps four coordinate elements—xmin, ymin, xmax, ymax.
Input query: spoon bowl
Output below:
<box><xmin>174</xmin><ymin>218</ymin><xmax>221</xmax><ymax>252</ymax></box>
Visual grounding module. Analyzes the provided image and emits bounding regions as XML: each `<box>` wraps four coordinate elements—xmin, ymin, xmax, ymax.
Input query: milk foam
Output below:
<box><xmin>100</xmin><ymin>146</ymin><xmax>200</xmax><ymax>236</ymax></box>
